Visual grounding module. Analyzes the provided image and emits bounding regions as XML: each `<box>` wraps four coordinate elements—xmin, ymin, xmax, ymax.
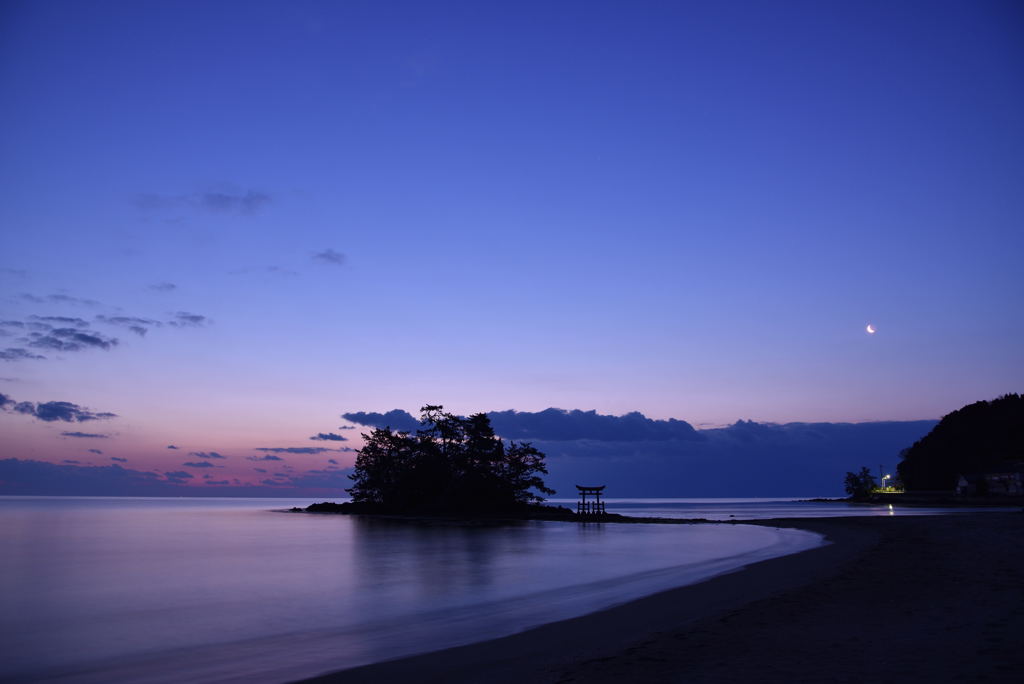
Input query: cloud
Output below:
<box><xmin>182</xmin><ymin>461</ymin><xmax>220</xmax><ymax>468</ymax></box>
<box><xmin>337</xmin><ymin>425</ymin><xmax>356</xmax><ymax>430</ymax></box>
<box><xmin>22</xmin><ymin>293</ymin><xmax>101</xmax><ymax>307</ymax></box>
<box><xmin>342</xmin><ymin>408</ymin><xmax>702</xmax><ymax>442</ymax></box>
<box><xmin>205</xmin><ymin>480</ymin><xmax>230</xmax><ymax>485</ymax></box>
<box><xmin>169</xmin><ymin>312</ymin><xmax>208</xmax><ymax>327</ymax></box>
<box><xmin>97</xmin><ymin>315</ymin><xmax>160</xmax><ymax>327</ymax></box>
<box><xmin>49</xmin><ymin>294</ymin><xmax>100</xmax><ymax>306</ymax></box>
<box><xmin>253</xmin><ymin>467</ymin><xmax>268</xmax><ymax>473</ymax></box>
<box><xmin>254</xmin><ymin>447</ymin><xmax>336</xmax><ymax>454</ymax></box>
<box><xmin>148</xmin><ymin>282</ymin><xmax>177</xmax><ymax>292</ymax></box>
<box><xmin>0</xmin><ymin>459</ymin><xmax>179</xmax><ymax>495</ymax></box>
<box><xmin>96</xmin><ymin>315</ymin><xmax>161</xmax><ymax>337</ymax></box>
<box><xmin>88</xmin><ymin>449</ymin><xmax>103</xmax><ymax>455</ymax></box>
<box><xmin>255</xmin><ymin>468</ymin><xmax>355</xmax><ymax>490</ymax></box>
<box><xmin>30</xmin><ymin>316</ymin><xmax>89</xmax><ymax>327</ymax></box>
<box><xmin>60</xmin><ymin>431</ymin><xmax>109</xmax><ymax>438</ymax></box>
<box><xmin>0</xmin><ymin>459</ymin><xmax>350</xmax><ymax>496</ymax></box>
<box><xmin>313</xmin><ymin>249</ymin><xmax>346</xmax><ymax>266</ymax></box>
<box><xmin>0</xmin><ymin>348</ymin><xmax>46</xmax><ymax>361</ymax></box>
<box><xmin>167</xmin><ymin>445</ymin><xmax>179</xmax><ymax>449</ymax></box>
<box><xmin>342</xmin><ymin>410</ymin><xmax>420</xmax><ymax>432</ymax></box>
<box><xmin>534</xmin><ymin>419</ymin><xmax>942</xmax><ymax>497</ymax></box>
<box><xmin>27</xmin><ymin>328</ymin><xmax>118</xmax><ymax>352</ymax></box>
<box><xmin>136</xmin><ymin>189</ymin><xmax>271</xmax><ymax>215</ymax></box>
<box><xmin>5</xmin><ymin>396</ymin><xmax>117</xmax><ymax>422</ymax></box>
<box><xmin>327</xmin><ymin>459</ymin><xmax>339</xmax><ymax>465</ymax></box>
<box><xmin>310</xmin><ymin>432</ymin><xmax>348</xmax><ymax>442</ymax></box>
<box><xmin>63</xmin><ymin>459</ymin><xmax>81</xmax><ymax>464</ymax></box>
<box><xmin>0</xmin><ymin>393</ymin><xmax>12</xmax><ymax>409</ymax></box>
<box><xmin>487</xmin><ymin>409</ymin><xmax>702</xmax><ymax>442</ymax></box>
<box><xmin>109</xmin><ymin>456</ymin><xmax>126</xmax><ymax>462</ymax></box>
<box><xmin>0</xmin><ymin>307</ymin><xmax>204</xmax><ymax>354</ymax></box>
<box><xmin>189</xmin><ymin>451</ymin><xmax>226</xmax><ymax>459</ymax></box>
<box><xmin>246</xmin><ymin>454</ymin><xmax>284</xmax><ymax>461</ymax></box>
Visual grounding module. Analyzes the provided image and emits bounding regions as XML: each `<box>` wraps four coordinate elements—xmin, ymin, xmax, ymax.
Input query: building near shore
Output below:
<box><xmin>955</xmin><ymin>465</ymin><xmax>1024</xmax><ymax>497</ymax></box>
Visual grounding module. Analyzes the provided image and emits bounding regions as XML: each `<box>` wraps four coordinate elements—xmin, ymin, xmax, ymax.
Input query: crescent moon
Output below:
<box><xmin>866</xmin><ymin>324</ymin><xmax>876</xmax><ymax>334</ymax></box>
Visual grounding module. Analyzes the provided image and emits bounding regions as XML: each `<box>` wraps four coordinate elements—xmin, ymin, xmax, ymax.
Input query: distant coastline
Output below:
<box><xmin>803</xmin><ymin>493</ymin><xmax>1024</xmax><ymax>507</ymax></box>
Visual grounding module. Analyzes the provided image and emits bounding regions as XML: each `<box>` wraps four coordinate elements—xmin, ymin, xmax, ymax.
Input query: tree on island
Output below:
<box><xmin>843</xmin><ymin>466</ymin><xmax>877</xmax><ymax>500</ymax></box>
<box><xmin>896</xmin><ymin>394</ymin><xmax>1024</xmax><ymax>491</ymax></box>
<box><xmin>347</xmin><ymin>405</ymin><xmax>556</xmax><ymax>513</ymax></box>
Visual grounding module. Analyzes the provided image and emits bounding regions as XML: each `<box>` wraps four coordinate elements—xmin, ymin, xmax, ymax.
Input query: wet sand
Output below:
<box><xmin>297</xmin><ymin>513</ymin><xmax>1024</xmax><ymax>684</ymax></box>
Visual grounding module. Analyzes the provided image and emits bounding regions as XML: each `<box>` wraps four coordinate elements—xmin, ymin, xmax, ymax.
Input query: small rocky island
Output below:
<box><xmin>293</xmin><ymin>405</ymin><xmax>598</xmax><ymax>521</ymax></box>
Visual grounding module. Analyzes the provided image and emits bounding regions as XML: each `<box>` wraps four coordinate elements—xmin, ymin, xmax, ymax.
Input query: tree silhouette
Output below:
<box><xmin>347</xmin><ymin>405</ymin><xmax>555</xmax><ymax>513</ymax></box>
<box><xmin>843</xmin><ymin>466</ymin><xmax>877</xmax><ymax>499</ymax></box>
<box><xmin>896</xmin><ymin>394</ymin><xmax>1024</xmax><ymax>490</ymax></box>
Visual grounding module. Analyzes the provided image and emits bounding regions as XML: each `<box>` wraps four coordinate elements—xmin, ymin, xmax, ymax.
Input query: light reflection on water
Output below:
<box><xmin>0</xmin><ymin>497</ymin><xmax>821</xmax><ymax>683</ymax></box>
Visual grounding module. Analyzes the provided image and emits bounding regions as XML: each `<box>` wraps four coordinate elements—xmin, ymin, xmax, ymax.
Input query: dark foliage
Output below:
<box><xmin>843</xmin><ymin>466</ymin><xmax>877</xmax><ymax>499</ymax></box>
<box><xmin>897</xmin><ymin>394</ymin><xmax>1024</xmax><ymax>491</ymax></box>
<box><xmin>346</xmin><ymin>405</ymin><xmax>556</xmax><ymax>513</ymax></box>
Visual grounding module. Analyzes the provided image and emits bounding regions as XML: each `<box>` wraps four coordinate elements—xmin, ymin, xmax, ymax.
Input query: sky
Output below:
<box><xmin>1</xmin><ymin>0</ymin><xmax>1022</xmax><ymax>493</ymax></box>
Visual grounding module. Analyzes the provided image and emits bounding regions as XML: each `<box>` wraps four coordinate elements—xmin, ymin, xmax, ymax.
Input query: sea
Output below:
<box><xmin>0</xmin><ymin>496</ymin><xmax>1006</xmax><ymax>683</ymax></box>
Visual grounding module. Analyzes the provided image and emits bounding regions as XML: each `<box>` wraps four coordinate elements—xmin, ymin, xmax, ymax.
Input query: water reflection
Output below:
<box><xmin>0</xmin><ymin>498</ymin><xmax>820</xmax><ymax>683</ymax></box>
<box><xmin>350</xmin><ymin>518</ymin><xmax>530</xmax><ymax>602</ymax></box>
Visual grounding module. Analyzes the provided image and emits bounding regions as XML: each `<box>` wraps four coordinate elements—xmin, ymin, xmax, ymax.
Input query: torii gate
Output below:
<box><xmin>576</xmin><ymin>485</ymin><xmax>606</xmax><ymax>518</ymax></box>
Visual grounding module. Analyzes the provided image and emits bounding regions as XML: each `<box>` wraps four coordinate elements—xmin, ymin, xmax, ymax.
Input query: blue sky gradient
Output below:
<box><xmin>1</xmin><ymin>0</ymin><xmax>1021</xmax><ymax>492</ymax></box>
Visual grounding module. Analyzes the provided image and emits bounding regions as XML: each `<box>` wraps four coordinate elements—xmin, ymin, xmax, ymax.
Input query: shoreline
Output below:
<box><xmin>295</xmin><ymin>512</ymin><xmax>1024</xmax><ymax>683</ymax></box>
<box><xmin>803</xmin><ymin>494</ymin><xmax>1024</xmax><ymax>507</ymax></box>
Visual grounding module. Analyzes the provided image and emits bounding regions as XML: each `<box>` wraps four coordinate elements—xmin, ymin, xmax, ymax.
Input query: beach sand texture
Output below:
<box><xmin>300</xmin><ymin>513</ymin><xmax>1024</xmax><ymax>684</ymax></box>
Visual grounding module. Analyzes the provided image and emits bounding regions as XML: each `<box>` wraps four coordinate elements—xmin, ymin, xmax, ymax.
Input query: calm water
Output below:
<box><xmin>0</xmin><ymin>496</ymin><xmax>823</xmax><ymax>683</ymax></box>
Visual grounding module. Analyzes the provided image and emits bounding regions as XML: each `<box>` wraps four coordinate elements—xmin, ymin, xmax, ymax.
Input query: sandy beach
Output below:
<box><xmin>298</xmin><ymin>512</ymin><xmax>1024</xmax><ymax>684</ymax></box>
